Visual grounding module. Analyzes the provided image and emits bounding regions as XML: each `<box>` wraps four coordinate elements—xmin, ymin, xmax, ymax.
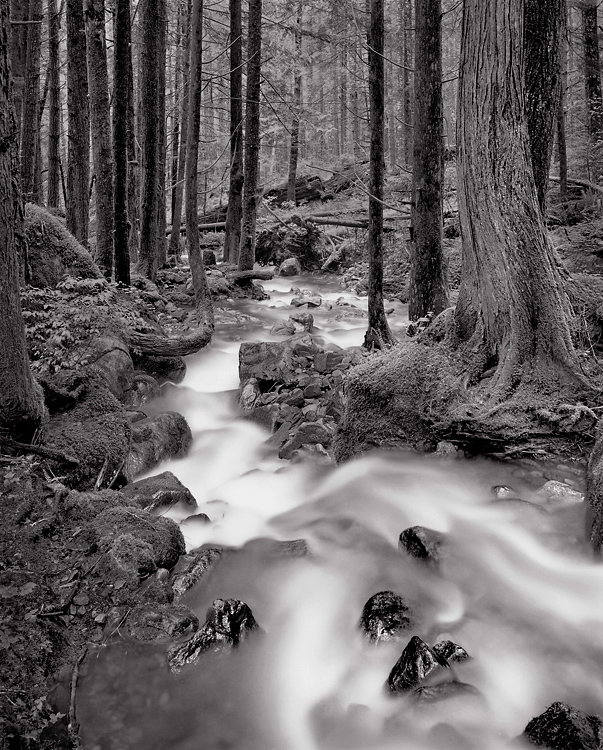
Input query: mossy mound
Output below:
<box><xmin>24</xmin><ymin>203</ymin><xmax>103</xmax><ymax>288</ymax></box>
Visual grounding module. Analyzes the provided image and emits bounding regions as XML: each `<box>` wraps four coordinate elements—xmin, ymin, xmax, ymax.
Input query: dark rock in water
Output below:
<box><xmin>433</xmin><ymin>640</ymin><xmax>470</xmax><ymax>663</ymax></box>
<box><xmin>120</xmin><ymin>471</ymin><xmax>197</xmax><ymax>511</ymax></box>
<box><xmin>359</xmin><ymin>591</ymin><xmax>413</xmax><ymax>643</ymax></box>
<box><xmin>132</xmin><ymin>353</ymin><xmax>187</xmax><ymax>384</ymax></box>
<box><xmin>171</xmin><ymin>547</ymin><xmax>223</xmax><ymax>598</ymax></box>
<box><xmin>398</xmin><ymin>526</ymin><xmax>444</xmax><ymax>566</ymax></box>
<box><xmin>291</xmin><ymin>289</ymin><xmax>322</xmax><ymax>308</ymax></box>
<box><xmin>289</xmin><ymin>311</ymin><xmax>314</xmax><ymax>332</ymax></box>
<box><xmin>125</xmin><ymin>411</ymin><xmax>193</xmax><ymax>479</ymax></box>
<box><xmin>127</xmin><ymin>603</ymin><xmax>199</xmax><ymax>642</ymax></box>
<box><xmin>279</xmin><ymin>257</ymin><xmax>302</xmax><ymax>276</ymax></box>
<box><xmin>278</xmin><ymin>420</ymin><xmax>334</xmax><ymax>460</ymax></box>
<box><xmin>270</xmin><ymin>319</ymin><xmax>296</xmax><ymax>336</ymax></box>
<box><xmin>387</xmin><ymin>635</ymin><xmax>451</xmax><ymax>694</ymax></box>
<box><xmin>180</xmin><ymin>513</ymin><xmax>211</xmax><ymax>530</ymax></box>
<box><xmin>491</xmin><ymin>485</ymin><xmax>518</xmax><ymax>499</ymax></box>
<box><xmin>523</xmin><ymin>702</ymin><xmax>603</xmax><ymax>750</ymax></box>
<box><xmin>413</xmin><ymin>681</ymin><xmax>480</xmax><ymax>705</ymax></box>
<box><xmin>239</xmin><ymin>377</ymin><xmax>261</xmax><ymax>410</ymax></box>
<box><xmin>168</xmin><ymin>598</ymin><xmax>259</xmax><ymax>671</ymax></box>
<box><xmin>239</xmin><ymin>341</ymin><xmax>296</xmax><ymax>387</ymax></box>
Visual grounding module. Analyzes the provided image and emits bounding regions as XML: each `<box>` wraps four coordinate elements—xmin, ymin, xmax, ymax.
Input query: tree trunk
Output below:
<box><xmin>557</xmin><ymin>0</ymin><xmax>568</xmax><ymax>196</ymax></box>
<box><xmin>238</xmin><ymin>0</ymin><xmax>263</xmax><ymax>271</ymax></box>
<box><xmin>85</xmin><ymin>0</ymin><xmax>114</xmax><ymax>277</ymax></box>
<box><xmin>223</xmin><ymin>0</ymin><xmax>243</xmax><ymax>264</ymax></box>
<box><xmin>401</xmin><ymin>0</ymin><xmax>413</xmax><ymax>166</ymax></box>
<box><xmin>9</xmin><ymin>0</ymin><xmax>27</xmax><ymax>135</ymax></box>
<box><xmin>20</xmin><ymin>0</ymin><xmax>42</xmax><ymax>204</ymax></box>
<box><xmin>409</xmin><ymin>0</ymin><xmax>447</xmax><ymax>321</ymax></box>
<box><xmin>582</xmin><ymin>0</ymin><xmax>603</xmax><ymax>146</ymax></box>
<box><xmin>47</xmin><ymin>0</ymin><xmax>61</xmax><ymax>208</ymax></box>
<box><xmin>455</xmin><ymin>0</ymin><xmax>582</xmax><ymax>400</ymax></box>
<box><xmin>66</xmin><ymin>0</ymin><xmax>90</xmax><ymax>245</ymax></box>
<box><xmin>364</xmin><ymin>0</ymin><xmax>394</xmax><ymax>348</ymax></box>
<box><xmin>185</xmin><ymin>0</ymin><xmax>213</xmax><ymax>324</ymax></box>
<box><xmin>287</xmin><ymin>3</ymin><xmax>303</xmax><ymax>203</ymax></box>
<box><xmin>155</xmin><ymin>0</ymin><xmax>167</xmax><ymax>268</ymax></box>
<box><xmin>137</xmin><ymin>0</ymin><xmax>162</xmax><ymax>280</ymax></box>
<box><xmin>126</xmin><ymin>7</ymin><xmax>139</xmax><ymax>261</ymax></box>
<box><xmin>113</xmin><ymin>0</ymin><xmax>131</xmax><ymax>285</ymax></box>
<box><xmin>0</xmin><ymin>0</ymin><xmax>46</xmax><ymax>439</ymax></box>
<box><xmin>524</xmin><ymin>0</ymin><xmax>563</xmax><ymax>213</ymax></box>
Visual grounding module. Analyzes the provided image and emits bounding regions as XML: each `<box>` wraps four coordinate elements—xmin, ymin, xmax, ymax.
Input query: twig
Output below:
<box><xmin>94</xmin><ymin>455</ymin><xmax>110</xmax><ymax>491</ymax></box>
<box><xmin>0</xmin><ymin>437</ymin><xmax>79</xmax><ymax>466</ymax></box>
<box><xmin>68</xmin><ymin>647</ymin><xmax>88</xmax><ymax>737</ymax></box>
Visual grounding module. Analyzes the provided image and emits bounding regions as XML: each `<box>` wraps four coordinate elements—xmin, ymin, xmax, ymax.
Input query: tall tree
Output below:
<box><xmin>364</xmin><ymin>0</ymin><xmax>394</xmax><ymax>348</ymax></box>
<box><xmin>455</xmin><ymin>0</ymin><xmax>583</xmax><ymax>399</ymax></box>
<box><xmin>557</xmin><ymin>0</ymin><xmax>568</xmax><ymax>196</ymax></box>
<box><xmin>401</xmin><ymin>0</ymin><xmax>413</xmax><ymax>165</ymax></box>
<box><xmin>9</xmin><ymin>0</ymin><xmax>27</xmax><ymax>135</ymax></box>
<box><xmin>409</xmin><ymin>0</ymin><xmax>447</xmax><ymax>321</ymax></box>
<box><xmin>524</xmin><ymin>0</ymin><xmax>563</xmax><ymax>212</ymax></box>
<box><xmin>223</xmin><ymin>0</ymin><xmax>244</xmax><ymax>264</ymax></box>
<box><xmin>47</xmin><ymin>0</ymin><xmax>61</xmax><ymax>208</ymax></box>
<box><xmin>238</xmin><ymin>0</ymin><xmax>263</xmax><ymax>271</ymax></box>
<box><xmin>582</xmin><ymin>0</ymin><xmax>603</xmax><ymax>147</ymax></box>
<box><xmin>0</xmin><ymin>0</ymin><xmax>45</xmax><ymax>439</ymax></box>
<box><xmin>85</xmin><ymin>0</ymin><xmax>114</xmax><ymax>277</ymax></box>
<box><xmin>113</xmin><ymin>0</ymin><xmax>131</xmax><ymax>284</ymax></box>
<box><xmin>286</xmin><ymin>2</ymin><xmax>303</xmax><ymax>203</ymax></box>
<box><xmin>20</xmin><ymin>0</ymin><xmax>42</xmax><ymax>203</ymax></box>
<box><xmin>66</xmin><ymin>0</ymin><xmax>90</xmax><ymax>244</ymax></box>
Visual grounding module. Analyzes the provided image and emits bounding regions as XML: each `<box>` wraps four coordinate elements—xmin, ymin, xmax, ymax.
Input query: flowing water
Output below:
<box><xmin>77</xmin><ymin>276</ymin><xmax>603</xmax><ymax>750</ymax></box>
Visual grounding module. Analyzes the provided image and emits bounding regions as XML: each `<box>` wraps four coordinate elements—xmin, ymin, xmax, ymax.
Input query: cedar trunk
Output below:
<box><xmin>66</xmin><ymin>0</ymin><xmax>90</xmax><ymax>244</ymax></box>
<box><xmin>238</xmin><ymin>0</ymin><xmax>263</xmax><ymax>271</ymax></box>
<box><xmin>286</xmin><ymin>4</ymin><xmax>303</xmax><ymax>203</ymax></box>
<box><xmin>20</xmin><ymin>0</ymin><xmax>42</xmax><ymax>203</ymax></box>
<box><xmin>409</xmin><ymin>0</ymin><xmax>447</xmax><ymax>321</ymax></box>
<box><xmin>582</xmin><ymin>0</ymin><xmax>603</xmax><ymax>144</ymax></box>
<box><xmin>364</xmin><ymin>0</ymin><xmax>394</xmax><ymax>348</ymax></box>
<box><xmin>557</xmin><ymin>0</ymin><xmax>568</xmax><ymax>196</ymax></box>
<box><xmin>0</xmin><ymin>0</ymin><xmax>46</xmax><ymax>439</ymax></box>
<box><xmin>455</xmin><ymin>0</ymin><xmax>581</xmax><ymax>398</ymax></box>
<box><xmin>113</xmin><ymin>0</ymin><xmax>131</xmax><ymax>284</ymax></box>
<box><xmin>47</xmin><ymin>0</ymin><xmax>61</xmax><ymax>208</ymax></box>
<box><xmin>401</xmin><ymin>0</ymin><xmax>413</xmax><ymax>165</ymax></box>
<box><xmin>223</xmin><ymin>0</ymin><xmax>244</xmax><ymax>264</ymax></box>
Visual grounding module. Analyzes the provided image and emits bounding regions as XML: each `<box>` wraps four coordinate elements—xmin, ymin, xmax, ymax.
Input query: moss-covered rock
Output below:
<box><xmin>125</xmin><ymin>412</ymin><xmax>193</xmax><ymax>479</ymax></box>
<box><xmin>24</xmin><ymin>203</ymin><xmax>103</xmax><ymax>288</ymax></box>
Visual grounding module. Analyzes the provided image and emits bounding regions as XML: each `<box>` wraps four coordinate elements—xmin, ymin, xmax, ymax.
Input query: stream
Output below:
<box><xmin>77</xmin><ymin>275</ymin><xmax>603</xmax><ymax>750</ymax></box>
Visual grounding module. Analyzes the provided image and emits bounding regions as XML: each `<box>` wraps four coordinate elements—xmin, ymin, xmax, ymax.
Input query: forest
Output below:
<box><xmin>3</xmin><ymin>0</ymin><xmax>603</xmax><ymax>748</ymax></box>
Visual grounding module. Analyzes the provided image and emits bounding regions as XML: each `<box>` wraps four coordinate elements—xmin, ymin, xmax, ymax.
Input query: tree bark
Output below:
<box><xmin>409</xmin><ymin>0</ymin><xmax>447</xmax><ymax>321</ymax></box>
<box><xmin>524</xmin><ymin>0</ymin><xmax>563</xmax><ymax>213</ymax></box>
<box><xmin>557</xmin><ymin>0</ymin><xmax>568</xmax><ymax>196</ymax></box>
<box><xmin>238</xmin><ymin>0</ymin><xmax>263</xmax><ymax>271</ymax></box>
<box><xmin>364</xmin><ymin>0</ymin><xmax>394</xmax><ymax>348</ymax></box>
<box><xmin>47</xmin><ymin>0</ymin><xmax>61</xmax><ymax>208</ymax></box>
<box><xmin>126</xmin><ymin>8</ymin><xmax>139</xmax><ymax>261</ymax></box>
<box><xmin>286</xmin><ymin>3</ymin><xmax>303</xmax><ymax>203</ymax></box>
<box><xmin>582</xmin><ymin>0</ymin><xmax>603</xmax><ymax>145</ymax></box>
<box><xmin>66</xmin><ymin>0</ymin><xmax>90</xmax><ymax>244</ymax></box>
<box><xmin>20</xmin><ymin>0</ymin><xmax>42</xmax><ymax>204</ymax></box>
<box><xmin>112</xmin><ymin>0</ymin><xmax>131</xmax><ymax>284</ymax></box>
<box><xmin>455</xmin><ymin>0</ymin><xmax>582</xmax><ymax>399</ymax></box>
<box><xmin>155</xmin><ymin>0</ymin><xmax>167</xmax><ymax>268</ymax></box>
<box><xmin>0</xmin><ymin>0</ymin><xmax>46</xmax><ymax>439</ymax></box>
<box><xmin>223</xmin><ymin>0</ymin><xmax>243</xmax><ymax>264</ymax></box>
<box><xmin>85</xmin><ymin>0</ymin><xmax>114</xmax><ymax>277</ymax></box>
<box><xmin>9</xmin><ymin>0</ymin><xmax>27</xmax><ymax>135</ymax></box>
<box><xmin>401</xmin><ymin>0</ymin><xmax>413</xmax><ymax>166</ymax></box>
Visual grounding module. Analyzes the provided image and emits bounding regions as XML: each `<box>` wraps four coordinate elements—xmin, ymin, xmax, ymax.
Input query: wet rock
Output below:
<box><xmin>171</xmin><ymin>547</ymin><xmax>223</xmax><ymax>598</ymax></box>
<box><xmin>398</xmin><ymin>526</ymin><xmax>444</xmax><ymax>566</ymax></box>
<box><xmin>124</xmin><ymin>373</ymin><xmax>162</xmax><ymax>408</ymax></box>
<box><xmin>536</xmin><ymin>480</ymin><xmax>584</xmax><ymax>509</ymax></box>
<box><xmin>289</xmin><ymin>311</ymin><xmax>314</xmax><ymax>332</ymax></box>
<box><xmin>270</xmin><ymin>319</ymin><xmax>296</xmax><ymax>336</ymax></box>
<box><xmin>126</xmin><ymin>411</ymin><xmax>193</xmax><ymax>479</ymax></box>
<box><xmin>387</xmin><ymin>635</ymin><xmax>451</xmax><ymax>694</ymax></box>
<box><xmin>359</xmin><ymin>591</ymin><xmax>413</xmax><ymax>643</ymax></box>
<box><xmin>291</xmin><ymin>336</ymin><xmax>320</xmax><ymax>358</ymax></box>
<box><xmin>491</xmin><ymin>485</ymin><xmax>518</xmax><ymax>499</ymax></box>
<box><xmin>239</xmin><ymin>341</ymin><xmax>296</xmax><ymax>387</ymax></box>
<box><xmin>281</xmin><ymin>387</ymin><xmax>305</xmax><ymax>407</ymax></box>
<box><xmin>246</xmin><ymin>404</ymin><xmax>281</xmax><ymax>433</ymax></box>
<box><xmin>240</xmin><ymin>377</ymin><xmax>261</xmax><ymax>410</ymax></box>
<box><xmin>435</xmin><ymin>440</ymin><xmax>460</xmax><ymax>456</ymax></box>
<box><xmin>279</xmin><ymin>257</ymin><xmax>302</xmax><ymax>276</ymax></box>
<box><xmin>522</xmin><ymin>702</ymin><xmax>603</xmax><ymax>750</ymax></box>
<box><xmin>433</xmin><ymin>640</ymin><xmax>470</xmax><ymax>663</ymax></box>
<box><xmin>127</xmin><ymin>603</ymin><xmax>199</xmax><ymax>642</ymax></box>
<box><xmin>291</xmin><ymin>289</ymin><xmax>322</xmax><ymax>308</ymax></box>
<box><xmin>139</xmin><ymin>567</ymin><xmax>174</xmax><ymax>604</ymax></box>
<box><xmin>304</xmin><ymin>382</ymin><xmax>323</xmax><ymax>399</ymax></box>
<box><xmin>120</xmin><ymin>471</ymin><xmax>197</xmax><ymax>512</ymax></box>
<box><xmin>131</xmin><ymin>353</ymin><xmax>187</xmax><ymax>384</ymax></box>
<box><xmin>180</xmin><ymin>513</ymin><xmax>211</xmax><ymax>531</ymax></box>
<box><xmin>412</xmin><ymin>682</ymin><xmax>480</xmax><ymax>705</ymax></box>
<box><xmin>250</xmin><ymin>279</ymin><xmax>269</xmax><ymax>300</ymax></box>
<box><xmin>168</xmin><ymin>598</ymin><xmax>259</xmax><ymax>671</ymax></box>
<box><xmin>278</xmin><ymin>420</ymin><xmax>334</xmax><ymax>460</ymax></box>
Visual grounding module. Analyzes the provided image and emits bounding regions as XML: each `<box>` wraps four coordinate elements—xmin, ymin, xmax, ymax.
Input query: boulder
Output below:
<box><xmin>536</xmin><ymin>480</ymin><xmax>584</xmax><ymax>510</ymax></box>
<box><xmin>171</xmin><ymin>548</ymin><xmax>223</xmax><ymax>598</ymax></box>
<box><xmin>278</xmin><ymin>420</ymin><xmax>334</xmax><ymax>460</ymax></box>
<box><xmin>126</xmin><ymin>603</ymin><xmax>199</xmax><ymax>642</ymax></box>
<box><xmin>270</xmin><ymin>319</ymin><xmax>296</xmax><ymax>336</ymax></box>
<box><xmin>239</xmin><ymin>341</ymin><xmax>297</xmax><ymax>387</ymax></box>
<box><xmin>24</xmin><ymin>203</ymin><xmax>103</xmax><ymax>287</ymax></box>
<box><xmin>291</xmin><ymin>289</ymin><xmax>322</xmax><ymax>308</ymax></box>
<box><xmin>432</xmin><ymin>640</ymin><xmax>470</xmax><ymax>664</ymax></box>
<box><xmin>131</xmin><ymin>353</ymin><xmax>187</xmax><ymax>385</ymax></box>
<box><xmin>239</xmin><ymin>378</ymin><xmax>261</xmax><ymax>410</ymax></box>
<box><xmin>522</xmin><ymin>702</ymin><xmax>603</xmax><ymax>750</ymax></box>
<box><xmin>359</xmin><ymin>591</ymin><xmax>413</xmax><ymax>643</ymax></box>
<box><xmin>124</xmin><ymin>373</ymin><xmax>162</xmax><ymax>408</ymax></box>
<box><xmin>412</xmin><ymin>682</ymin><xmax>480</xmax><ymax>705</ymax></box>
<box><xmin>125</xmin><ymin>412</ymin><xmax>193</xmax><ymax>479</ymax></box>
<box><xmin>168</xmin><ymin>598</ymin><xmax>259</xmax><ymax>671</ymax></box>
<box><xmin>289</xmin><ymin>311</ymin><xmax>314</xmax><ymax>332</ymax></box>
<box><xmin>119</xmin><ymin>471</ymin><xmax>198</xmax><ymax>511</ymax></box>
<box><xmin>398</xmin><ymin>526</ymin><xmax>444</xmax><ymax>566</ymax></box>
<box><xmin>387</xmin><ymin>636</ymin><xmax>451</xmax><ymax>694</ymax></box>
<box><xmin>85</xmin><ymin>334</ymin><xmax>134</xmax><ymax>401</ymax></box>
<box><xmin>279</xmin><ymin>257</ymin><xmax>302</xmax><ymax>276</ymax></box>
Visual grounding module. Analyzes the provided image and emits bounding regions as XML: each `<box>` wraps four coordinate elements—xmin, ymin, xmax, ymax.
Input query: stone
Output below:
<box><xmin>124</xmin><ymin>373</ymin><xmax>162</xmax><ymax>408</ymax></box>
<box><xmin>168</xmin><ymin>598</ymin><xmax>260</xmax><ymax>671</ymax></box>
<box><xmin>491</xmin><ymin>485</ymin><xmax>519</xmax><ymax>499</ymax></box>
<box><xmin>359</xmin><ymin>591</ymin><xmax>413</xmax><ymax>643</ymax></box>
<box><xmin>125</xmin><ymin>411</ymin><xmax>193</xmax><ymax>480</ymax></box>
<box><xmin>239</xmin><ymin>341</ymin><xmax>296</xmax><ymax>387</ymax></box>
<box><xmin>251</xmin><ymin>280</ymin><xmax>269</xmax><ymax>300</ymax></box>
<box><xmin>289</xmin><ymin>312</ymin><xmax>314</xmax><ymax>332</ymax></box>
<box><xmin>119</xmin><ymin>471</ymin><xmax>198</xmax><ymax>512</ymax></box>
<box><xmin>433</xmin><ymin>640</ymin><xmax>470</xmax><ymax>663</ymax></box>
<box><xmin>240</xmin><ymin>378</ymin><xmax>261</xmax><ymax>410</ymax></box>
<box><xmin>244</xmin><ymin>404</ymin><xmax>281</xmax><ymax>432</ymax></box>
<box><xmin>131</xmin><ymin>354</ymin><xmax>187</xmax><ymax>384</ymax></box>
<box><xmin>203</xmin><ymin>249</ymin><xmax>217</xmax><ymax>266</ymax></box>
<box><xmin>435</xmin><ymin>440</ymin><xmax>459</xmax><ymax>455</ymax></box>
<box><xmin>412</xmin><ymin>682</ymin><xmax>480</xmax><ymax>705</ymax></box>
<box><xmin>522</xmin><ymin>702</ymin><xmax>603</xmax><ymax>750</ymax></box>
<box><xmin>303</xmin><ymin>383</ymin><xmax>323</xmax><ymax>399</ymax></box>
<box><xmin>279</xmin><ymin>257</ymin><xmax>302</xmax><ymax>276</ymax></box>
<box><xmin>313</xmin><ymin>352</ymin><xmax>328</xmax><ymax>373</ymax></box>
<box><xmin>270</xmin><ymin>319</ymin><xmax>296</xmax><ymax>336</ymax></box>
<box><xmin>536</xmin><ymin>480</ymin><xmax>585</xmax><ymax>509</ymax></box>
<box><xmin>291</xmin><ymin>289</ymin><xmax>322</xmax><ymax>308</ymax></box>
<box><xmin>171</xmin><ymin>547</ymin><xmax>223</xmax><ymax>598</ymax></box>
<box><xmin>85</xmin><ymin>334</ymin><xmax>134</xmax><ymax>401</ymax></box>
<box><xmin>127</xmin><ymin>603</ymin><xmax>199</xmax><ymax>642</ymax></box>
<box><xmin>282</xmin><ymin>388</ymin><xmax>305</xmax><ymax>407</ymax></box>
<box><xmin>278</xmin><ymin>420</ymin><xmax>333</xmax><ymax>460</ymax></box>
<box><xmin>291</xmin><ymin>336</ymin><xmax>320</xmax><ymax>358</ymax></box>
<box><xmin>387</xmin><ymin>636</ymin><xmax>452</xmax><ymax>694</ymax></box>
<box><xmin>398</xmin><ymin>526</ymin><xmax>444</xmax><ymax>566</ymax></box>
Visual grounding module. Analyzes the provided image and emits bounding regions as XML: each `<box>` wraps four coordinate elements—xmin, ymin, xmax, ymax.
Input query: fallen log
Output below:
<box><xmin>165</xmin><ymin>221</ymin><xmax>226</xmax><ymax>236</ymax></box>
<box><xmin>264</xmin><ymin>174</ymin><xmax>324</xmax><ymax>206</ymax></box>
<box><xmin>226</xmin><ymin>269</ymin><xmax>275</xmax><ymax>284</ymax></box>
<box><xmin>549</xmin><ymin>174</ymin><xmax>603</xmax><ymax>196</ymax></box>
<box><xmin>307</xmin><ymin>216</ymin><xmax>402</xmax><ymax>231</ymax></box>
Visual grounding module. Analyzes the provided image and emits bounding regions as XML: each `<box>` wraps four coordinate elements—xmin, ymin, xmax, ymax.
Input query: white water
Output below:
<box><xmin>78</xmin><ymin>276</ymin><xmax>603</xmax><ymax>750</ymax></box>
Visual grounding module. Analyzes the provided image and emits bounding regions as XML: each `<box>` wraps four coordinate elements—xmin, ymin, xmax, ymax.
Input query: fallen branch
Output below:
<box><xmin>165</xmin><ymin>221</ymin><xmax>226</xmax><ymax>236</ymax></box>
<box><xmin>226</xmin><ymin>269</ymin><xmax>275</xmax><ymax>284</ymax></box>
<box><xmin>306</xmin><ymin>216</ymin><xmax>402</xmax><ymax>231</ymax></box>
<box><xmin>549</xmin><ymin>174</ymin><xmax>603</xmax><ymax>196</ymax></box>
<box><xmin>0</xmin><ymin>437</ymin><xmax>79</xmax><ymax>466</ymax></box>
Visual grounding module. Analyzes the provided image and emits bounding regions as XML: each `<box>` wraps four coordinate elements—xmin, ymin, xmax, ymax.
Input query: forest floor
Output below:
<box><xmin>1</xmin><ymin>171</ymin><xmax>602</xmax><ymax>749</ymax></box>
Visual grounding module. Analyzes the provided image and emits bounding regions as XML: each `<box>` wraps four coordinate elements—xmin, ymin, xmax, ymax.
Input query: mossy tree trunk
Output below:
<box><xmin>455</xmin><ymin>0</ymin><xmax>583</xmax><ymax>400</ymax></box>
<box><xmin>582</xmin><ymin>0</ymin><xmax>603</xmax><ymax>147</ymax></box>
<box><xmin>364</xmin><ymin>0</ymin><xmax>395</xmax><ymax>348</ymax></box>
<box><xmin>0</xmin><ymin>0</ymin><xmax>46</xmax><ymax>439</ymax></box>
<box><xmin>20</xmin><ymin>0</ymin><xmax>42</xmax><ymax>204</ymax></box>
<box><xmin>557</xmin><ymin>0</ymin><xmax>568</xmax><ymax>196</ymax></box>
<box><xmin>47</xmin><ymin>0</ymin><xmax>61</xmax><ymax>208</ymax></box>
<box><xmin>286</xmin><ymin>3</ymin><xmax>303</xmax><ymax>204</ymax></box>
<box><xmin>409</xmin><ymin>0</ymin><xmax>447</xmax><ymax>321</ymax></box>
<box><xmin>113</xmin><ymin>0</ymin><xmax>131</xmax><ymax>285</ymax></box>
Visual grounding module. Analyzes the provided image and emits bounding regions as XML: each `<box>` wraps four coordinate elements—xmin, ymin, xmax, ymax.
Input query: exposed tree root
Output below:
<box><xmin>127</xmin><ymin>321</ymin><xmax>213</xmax><ymax>357</ymax></box>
